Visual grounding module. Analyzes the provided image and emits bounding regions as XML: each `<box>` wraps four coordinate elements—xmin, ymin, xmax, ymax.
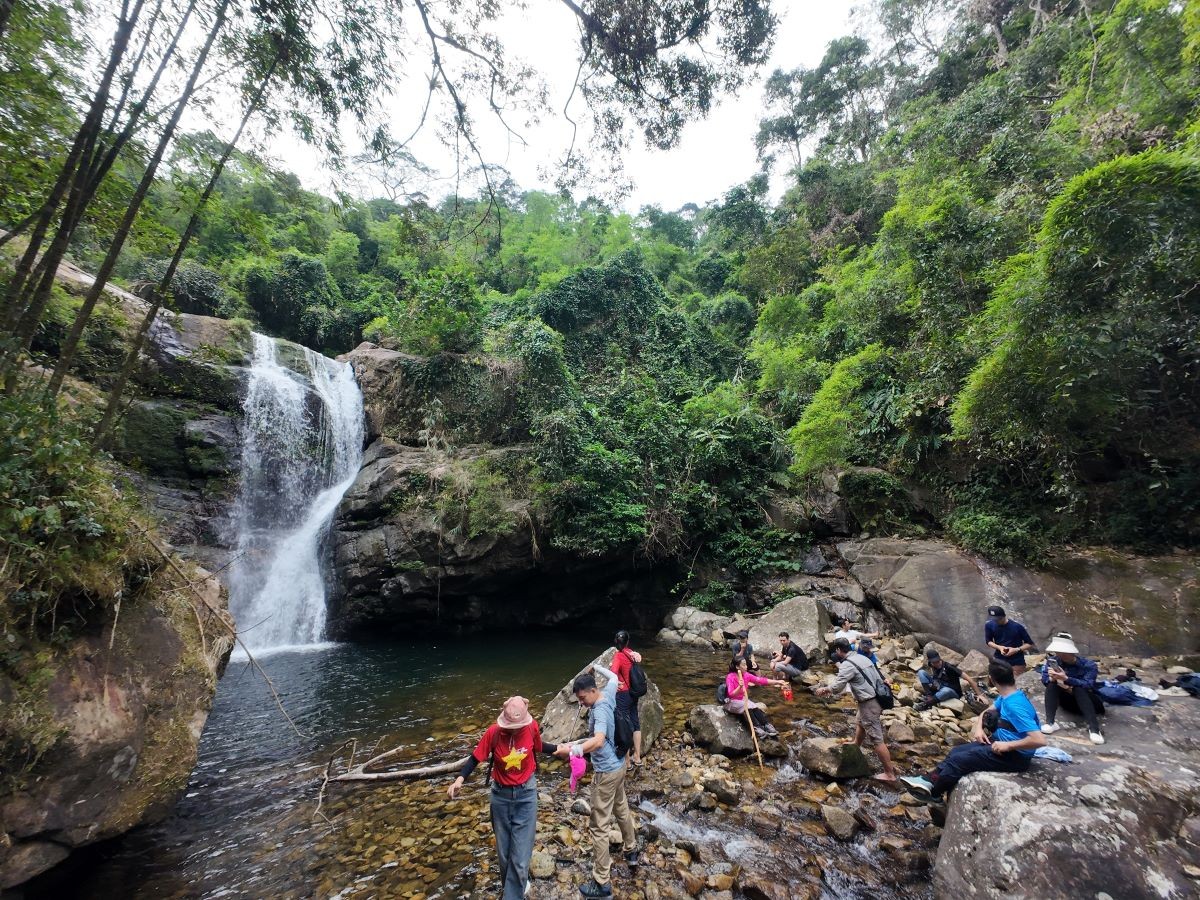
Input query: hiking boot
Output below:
<box><xmin>1040</xmin><ymin>722</ymin><xmax>1061</xmax><ymax>735</ymax></box>
<box><xmin>764</xmin><ymin>724</ymin><xmax>779</xmax><ymax>736</ymax></box>
<box><xmin>579</xmin><ymin>879</ymin><xmax>613</xmax><ymax>898</ymax></box>
<box><xmin>625</xmin><ymin>848</ymin><xmax>641</xmax><ymax>868</ymax></box>
<box><xmin>1088</xmin><ymin>731</ymin><xmax>1105</xmax><ymax>745</ymax></box>
<box><xmin>913</xmin><ymin>700</ymin><xmax>933</xmax><ymax>712</ymax></box>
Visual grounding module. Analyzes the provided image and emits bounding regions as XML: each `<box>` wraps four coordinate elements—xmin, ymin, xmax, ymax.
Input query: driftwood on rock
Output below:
<box><xmin>333</xmin><ymin>754</ymin><xmax>470</xmax><ymax>783</ymax></box>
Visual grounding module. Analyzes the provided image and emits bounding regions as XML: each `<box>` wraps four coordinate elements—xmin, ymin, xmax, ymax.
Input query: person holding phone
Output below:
<box><xmin>1040</xmin><ymin>633</ymin><xmax>1106</xmax><ymax>745</ymax></box>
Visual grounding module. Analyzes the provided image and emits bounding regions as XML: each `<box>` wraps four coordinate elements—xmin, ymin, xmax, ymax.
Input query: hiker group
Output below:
<box><xmin>448</xmin><ymin>630</ymin><xmax>645</xmax><ymax>899</ymax></box>
<box><xmin>447</xmin><ymin>606</ymin><xmax>1129</xmax><ymax>898</ymax></box>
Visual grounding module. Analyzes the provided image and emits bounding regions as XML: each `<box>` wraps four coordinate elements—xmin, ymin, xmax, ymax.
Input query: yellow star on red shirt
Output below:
<box><xmin>500</xmin><ymin>745</ymin><xmax>528</xmax><ymax>770</ymax></box>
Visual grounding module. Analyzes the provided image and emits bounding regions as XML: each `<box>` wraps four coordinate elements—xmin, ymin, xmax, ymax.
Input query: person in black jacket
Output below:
<box><xmin>915</xmin><ymin>649</ymin><xmax>963</xmax><ymax>711</ymax></box>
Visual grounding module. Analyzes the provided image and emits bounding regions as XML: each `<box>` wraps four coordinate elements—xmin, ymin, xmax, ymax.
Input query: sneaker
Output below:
<box><xmin>914</xmin><ymin>700</ymin><xmax>932</xmax><ymax>712</ymax></box>
<box><xmin>1040</xmin><ymin>722</ymin><xmax>1061</xmax><ymax>735</ymax></box>
<box><xmin>764</xmin><ymin>724</ymin><xmax>779</xmax><ymax>736</ymax></box>
<box><xmin>625</xmin><ymin>849</ymin><xmax>641</xmax><ymax>868</ymax></box>
<box><xmin>524</xmin><ymin>881</ymin><xmax>532</xmax><ymax>898</ymax></box>
<box><xmin>900</xmin><ymin>775</ymin><xmax>934</xmax><ymax>798</ymax></box>
<box><xmin>579</xmin><ymin>879</ymin><xmax>613</xmax><ymax>898</ymax></box>
<box><xmin>1089</xmin><ymin>731</ymin><xmax>1105</xmax><ymax>745</ymax></box>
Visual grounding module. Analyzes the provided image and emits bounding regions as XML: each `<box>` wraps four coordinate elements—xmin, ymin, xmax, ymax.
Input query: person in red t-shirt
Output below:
<box><xmin>610</xmin><ymin>630</ymin><xmax>645</xmax><ymax>766</ymax></box>
<box><xmin>448</xmin><ymin>696</ymin><xmax>560</xmax><ymax>899</ymax></box>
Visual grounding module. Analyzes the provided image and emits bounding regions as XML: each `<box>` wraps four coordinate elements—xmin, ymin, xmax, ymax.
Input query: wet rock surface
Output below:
<box><xmin>0</xmin><ymin>566</ymin><xmax>233</xmax><ymax>889</ymax></box>
<box><xmin>542</xmin><ymin>648</ymin><xmax>665</xmax><ymax>751</ymax></box>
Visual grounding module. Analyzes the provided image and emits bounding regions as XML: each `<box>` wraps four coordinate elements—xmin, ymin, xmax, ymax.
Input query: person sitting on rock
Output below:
<box><xmin>984</xmin><ymin>605</ymin><xmax>1034</xmax><ymax>675</ymax></box>
<box><xmin>915</xmin><ymin>648</ymin><xmax>963</xmax><ymax>711</ymax></box>
<box><xmin>724</xmin><ymin>656</ymin><xmax>786</xmax><ymax>737</ymax></box>
<box><xmin>770</xmin><ymin>631</ymin><xmax>809</xmax><ymax>681</ymax></box>
<box><xmin>833</xmin><ymin>617</ymin><xmax>878</xmax><ymax>650</ymax></box>
<box><xmin>857</xmin><ymin>637</ymin><xmax>880</xmax><ymax>665</ymax></box>
<box><xmin>448</xmin><ymin>696</ymin><xmax>562</xmax><ymax>899</ymax></box>
<box><xmin>731</xmin><ymin>630</ymin><xmax>760</xmax><ymax>671</ymax></box>
<box><xmin>901</xmin><ymin>659</ymin><xmax>1045</xmax><ymax>802</ymax></box>
<box><xmin>1040</xmin><ymin>632</ymin><xmax>1106</xmax><ymax>745</ymax></box>
<box><xmin>815</xmin><ymin>638</ymin><xmax>899</xmax><ymax>783</ymax></box>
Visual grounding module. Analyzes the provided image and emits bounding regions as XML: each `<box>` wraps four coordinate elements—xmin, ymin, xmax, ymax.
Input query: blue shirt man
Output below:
<box><xmin>585</xmin><ymin>662</ymin><xmax>622</xmax><ymax>773</ymax></box>
<box><xmin>984</xmin><ymin>605</ymin><xmax>1034</xmax><ymax>671</ymax></box>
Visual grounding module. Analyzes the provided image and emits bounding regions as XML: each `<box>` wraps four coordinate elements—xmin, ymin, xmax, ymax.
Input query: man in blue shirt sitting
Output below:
<box><xmin>901</xmin><ymin>659</ymin><xmax>1045</xmax><ymax>802</ymax></box>
<box><xmin>984</xmin><ymin>605</ymin><xmax>1035</xmax><ymax>675</ymax></box>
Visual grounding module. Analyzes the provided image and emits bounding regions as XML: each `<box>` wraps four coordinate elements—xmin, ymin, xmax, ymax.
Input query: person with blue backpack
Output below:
<box><xmin>554</xmin><ymin>662</ymin><xmax>638</xmax><ymax>898</ymax></box>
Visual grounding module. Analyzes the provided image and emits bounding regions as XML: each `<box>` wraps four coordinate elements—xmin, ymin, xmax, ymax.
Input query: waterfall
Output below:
<box><xmin>229</xmin><ymin>333</ymin><xmax>364</xmax><ymax>652</ymax></box>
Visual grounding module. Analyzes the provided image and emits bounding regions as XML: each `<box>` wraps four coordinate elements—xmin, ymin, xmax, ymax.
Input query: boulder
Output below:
<box><xmin>796</xmin><ymin>738</ymin><xmax>878</xmax><ymax>780</ymax></box>
<box><xmin>540</xmin><ymin>648</ymin><xmax>664</xmax><ymax>752</ymax></box>
<box><xmin>843</xmin><ymin>538</ymin><xmax>1200</xmax><ymax>657</ymax></box>
<box><xmin>529</xmin><ymin>850</ymin><xmax>555</xmax><ymax>878</ymax></box>
<box><xmin>959</xmin><ymin>649</ymin><xmax>992</xmax><ymax>678</ymax></box>
<box><xmin>934</xmin><ymin>679</ymin><xmax>1200</xmax><ymax>899</ymax></box>
<box><xmin>702</xmin><ymin>775</ymin><xmax>742</xmax><ymax>805</ymax></box>
<box><xmin>743</xmin><ymin>597</ymin><xmax>832</xmax><ymax>669</ymax></box>
<box><xmin>820</xmin><ymin>804</ymin><xmax>860</xmax><ymax>841</ymax></box>
<box><xmin>887</xmin><ymin>722</ymin><xmax>916</xmax><ymax>744</ymax></box>
<box><xmin>0</xmin><ymin>564</ymin><xmax>232</xmax><ymax>889</ymax></box>
<box><xmin>685</xmin><ymin>706</ymin><xmax>788</xmax><ymax>758</ymax></box>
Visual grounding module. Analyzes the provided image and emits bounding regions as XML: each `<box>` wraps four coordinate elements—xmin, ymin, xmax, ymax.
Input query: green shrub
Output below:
<box><xmin>839</xmin><ymin>468</ymin><xmax>914</xmax><ymax>533</ymax></box>
<box><xmin>390</xmin><ymin>266</ymin><xmax>484</xmax><ymax>355</ymax></box>
<box><xmin>788</xmin><ymin>344</ymin><xmax>889</xmax><ymax>479</ymax></box>
<box><xmin>945</xmin><ymin>507</ymin><xmax>1047</xmax><ymax>565</ymax></box>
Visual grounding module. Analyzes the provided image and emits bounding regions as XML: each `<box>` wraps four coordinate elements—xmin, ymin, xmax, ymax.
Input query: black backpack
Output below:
<box><xmin>716</xmin><ymin>680</ymin><xmax>730</xmax><ymax>704</ymax></box>
<box><xmin>847</xmin><ymin>656</ymin><xmax>896</xmax><ymax>710</ymax></box>
<box><xmin>613</xmin><ymin>705</ymin><xmax>634</xmax><ymax>759</ymax></box>
<box><xmin>627</xmin><ymin>658</ymin><xmax>648</xmax><ymax>698</ymax></box>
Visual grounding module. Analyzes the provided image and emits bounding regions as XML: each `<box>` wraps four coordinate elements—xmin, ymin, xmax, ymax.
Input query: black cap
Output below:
<box><xmin>987</xmin><ymin>605</ymin><xmax>1006</xmax><ymax>618</ymax></box>
<box><xmin>926</xmin><ymin>648</ymin><xmax>941</xmax><ymax>661</ymax></box>
<box><xmin>738</xmin><ymin>630</ymin><xmax>749</xmax><ymax>639</ymax></box>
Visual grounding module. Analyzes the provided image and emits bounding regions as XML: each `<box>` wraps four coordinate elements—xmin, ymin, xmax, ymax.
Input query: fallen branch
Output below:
<box><xmin>332</xmin><ymin>755</ymin><xmax>469</xmax><ymax>783</ymax></box>
<box><xmin>316</xmin><ymin>739</ymin><xmax>357</xmax><ymax>822</ymax></box>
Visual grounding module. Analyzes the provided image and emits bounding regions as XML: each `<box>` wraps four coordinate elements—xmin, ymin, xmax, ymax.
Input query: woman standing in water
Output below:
<box><xmin>448</xmin><ymin>696</ymin><xmax>560</xmax><ymax>899</ymax></box>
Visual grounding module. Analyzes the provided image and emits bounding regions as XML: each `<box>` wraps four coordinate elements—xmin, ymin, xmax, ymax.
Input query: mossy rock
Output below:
<box><xmin>115</xmin><ymin>401</ymin><xmax>191</xmax><ymax>478</ymax></box>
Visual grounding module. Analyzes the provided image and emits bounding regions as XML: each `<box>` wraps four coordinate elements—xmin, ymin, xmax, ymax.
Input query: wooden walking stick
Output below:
<box><xmin>738</xmin><ymin>671</ymin><xmax>765</xmax><ymax>770</ymax></box>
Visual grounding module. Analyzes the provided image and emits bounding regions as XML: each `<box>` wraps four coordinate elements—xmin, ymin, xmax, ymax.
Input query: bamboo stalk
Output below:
<box><xmin>738</xmin><ymin>672</ymin><xmax>764</xmax><ymax>770</ymax></box>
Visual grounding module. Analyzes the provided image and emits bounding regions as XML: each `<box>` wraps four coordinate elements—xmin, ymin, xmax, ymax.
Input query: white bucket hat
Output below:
<box><xmin>1045</xmin><ymin>632</ymin><xmax>1079</xmax><ymax>655</ymax></box>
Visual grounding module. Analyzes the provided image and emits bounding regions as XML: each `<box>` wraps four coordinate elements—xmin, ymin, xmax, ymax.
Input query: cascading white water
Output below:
<box><xmin>230</xmin><ymin>332</ymin><xmax>364</xmax><ymax>652</ymax></box>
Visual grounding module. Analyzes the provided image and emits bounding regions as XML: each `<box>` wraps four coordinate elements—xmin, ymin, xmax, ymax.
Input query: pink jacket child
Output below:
<box><xmin>569</xmin><ymin>753</ymin><xmax>588</xmax><ymax>793</ymax></box>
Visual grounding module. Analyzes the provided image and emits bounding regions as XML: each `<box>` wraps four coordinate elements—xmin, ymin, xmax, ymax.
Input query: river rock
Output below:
<box><xmin>887</xmin><ymin>722</ymin><xmax>916</xmax><ymax>743</ymax></box>
<box><xmin>820</xmin><ymin>804</ymin><xmax>860</xmax><ymax>841</ymax></box>
<box><xmin>934</xmin><ymin>677</ymin><xmax>1200</xmax><ymax>899</ymax></box>
<box><xmin>796</xmin><ymin>738</ymin><xmax>877</xmax><ymax>779</ymax></box>
<box><xmin>741</xmin><ymin>596</ymin><xmax>832</xmax><ymax>668</ymax></box>
<box><xmin>540</xmin><ymin>648</ymin><xmax>664</xmax><ymax>752</ymax></box>
<box><xmin>958</xmin><ymin>649</ymin><xmax>991</xmax><ymax>678</ymax></box>
<box><xmin>0</xmin><ymin>564</ymin><xmax>233</xmax><ymax>889</ymax></box>
<box><xmin>529</xmin><ymin>850</ymin><xmax>555</xmax><ymax>878</ymax></box>
<box><xmin>702</xmin><ymin>775</ymin><xmax>742</xmax><ymax>805</ymax></box>
<box><xmin>684</xmin><ymin>706</ymin><xmax>788</xmax><ymax>758</ymax></box>
<box><xmin>842</xmin><ymin>538</ymin><xmax>1200</xmax><ymax>657</ymax></box>
<box><xmin>923</xmin><ymin>642</ymin><xmax>964</xmax><ymax>666</ymax></box>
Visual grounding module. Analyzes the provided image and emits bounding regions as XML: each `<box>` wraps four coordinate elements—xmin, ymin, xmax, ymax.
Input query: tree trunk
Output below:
<box><xmin>93</xmin><ymin>59</ymin><xmax>277</xmax><ymax>446</ymax></box>
<box><xmin>0</xmin><ymin>0</ymin><xmax>16</xmax><ymax>43</ymax></box>
<box><xmin>46</xmin><ymin>0</ymin><xmax>230</xmax><ymax>398</ymax></box>
<box><xmin>0</xmin><ymin>0</ymin><xmax>146</xmax><ymax>368</ymax></box>
<box><xmin>2</xmin><ymin>0</ymin><xmax>193</xmax><ymax>372</ymax></box>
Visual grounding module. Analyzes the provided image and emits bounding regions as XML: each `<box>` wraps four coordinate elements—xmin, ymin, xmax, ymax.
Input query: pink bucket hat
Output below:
<box><xmin>497</xmin><ymin>696</ymin><xmax>534</xmax><ymax>729</ymax></box>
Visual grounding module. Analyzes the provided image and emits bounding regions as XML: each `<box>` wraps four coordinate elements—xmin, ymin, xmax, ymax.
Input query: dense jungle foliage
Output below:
<box><xmin>3</xmin><ymin>0</ymin><xmax>1200</xmax><ymax>641</ymax></box>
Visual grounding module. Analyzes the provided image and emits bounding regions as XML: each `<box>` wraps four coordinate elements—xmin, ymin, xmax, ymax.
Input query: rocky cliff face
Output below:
<box><xmin>0</xmin><ymin>563</ymin><xmax>233</xmax><ymax>889</ymax></box>
<box><xmin>328</xmin><ymin>344</ymin><xmax>679</xmax><ymax>636</ymax></box>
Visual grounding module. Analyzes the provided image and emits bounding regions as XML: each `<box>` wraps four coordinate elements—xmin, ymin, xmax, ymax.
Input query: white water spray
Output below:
<box><xmin>230</xmin><ymin>333</ymin><xmax>364</xmax><ymax>652</ymax></box>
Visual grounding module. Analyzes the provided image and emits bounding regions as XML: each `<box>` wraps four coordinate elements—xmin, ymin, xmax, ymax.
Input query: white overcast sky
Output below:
<box><xmin>264</xmin><ymin>0</ymin><xmax>856</xmax><ymax>212</ymax></box>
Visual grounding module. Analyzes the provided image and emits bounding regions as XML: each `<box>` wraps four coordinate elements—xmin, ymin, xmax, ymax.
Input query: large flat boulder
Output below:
<box><xmin>842</xmin><ymin>538</ymin><xmax>1200</xmax><ymax>658</ymax></box>
<box><xmin>684</xmin><ymin>705</ymin><xmax>788</xmax><ymax>758</ymax></box>
<box><xmin>540</xmin><ymin>648</ymin><xmax>664</xmax><ymax>753</ymax></box>
<box><xmin>796</xmin><ymin>737</ymin><xmax>879</xmax><ymax>780</ymax></box>
<box><xmin>933</xmin><ymin>677</ymin><xmax>1200</xmax><ymax>899</ymax></box>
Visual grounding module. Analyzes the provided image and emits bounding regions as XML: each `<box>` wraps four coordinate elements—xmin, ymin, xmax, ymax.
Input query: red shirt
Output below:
<box><xmin>610</xmin><ymin>648</ymin><xmax>634</xmax><ymax>693</ymax></box>
<box><xmin>472</xmin><ymin>722</ymin><xmax>543</xmax><ymax>786</ymax></box>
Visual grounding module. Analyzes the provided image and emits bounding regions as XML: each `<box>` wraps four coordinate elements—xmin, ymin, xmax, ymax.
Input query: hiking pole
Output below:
<box><xmin>738</xmin><ymin>672</ymin><xmax>765</xmax><ymax>770</ymax></box>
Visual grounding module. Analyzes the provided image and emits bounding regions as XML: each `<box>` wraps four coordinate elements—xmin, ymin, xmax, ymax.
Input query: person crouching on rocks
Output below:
<box><xmin>1040</xmin><ymin>632</ymin><xmax>1106</xmax><ymax>745</ymax></box>
<box><xmin>915</xmin><ymin>648</ymin><xmax>963</xmax><ymax>711</ymax></box>
<box><xmin>725</xmin><ymin>656</ymin><xmax>786</xmax><ymax>738</ymax></box>
<box><xmin>448</xmin><ymin>696</ymin><xmax>561</xmax><ymax>900</ymax></box>
<box><xmin>815</xmin><ymin>638</ymin><xmax>899</xmax><ymax>783</ymax></box>
<box><xmin>901</xmin><ymin>659</ymin><xmax>1045</xmax><ymax>803</ymax></box>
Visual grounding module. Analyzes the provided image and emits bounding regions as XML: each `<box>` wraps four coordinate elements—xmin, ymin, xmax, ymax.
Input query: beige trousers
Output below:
<box><xmin>588</xmin><ymin>762</ymin><xmax>637</xmax><ymax>885</ymax></box>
